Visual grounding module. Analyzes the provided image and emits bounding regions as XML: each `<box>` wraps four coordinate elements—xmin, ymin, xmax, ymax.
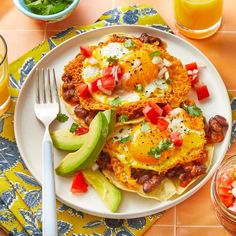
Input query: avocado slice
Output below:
<box><xmin>51</xmin><ymin>109</ymin><xmax>116</xmax><ymax>152</ymax></box>
<box><xmin>51</xmin><ymin>129</ymin><xmax>87</xmax><ymax>151</ymax></box>
<box><xmin>55</xmin><ymin>112</ymin><xmax>108</xmax><ymax>176</ymax></box>
<box><xmin>103</xmin><ymin>109</ymin><xmax>116</xmax><ymax>135</ymax></box>
<box><xmin>82</xmin><ymin>169</ymin><xmax>121</xmax><ymax>212</ymax></box>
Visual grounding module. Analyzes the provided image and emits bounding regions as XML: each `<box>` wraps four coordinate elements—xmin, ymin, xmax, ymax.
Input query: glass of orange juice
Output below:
<box><xmin>0</xmin><ymin>35</ymin><xmax>11</xmax><ymax>116</ymax></box>
<box><xmin>174</xmin><ymin>0</ymin><xmax>223</xmax><ymax>39</ymax></box>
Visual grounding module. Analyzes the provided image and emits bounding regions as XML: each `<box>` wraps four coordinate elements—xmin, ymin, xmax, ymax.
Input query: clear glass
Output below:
<box><xmin>174</xmin><ymin>0</ymin><xmax>223</xmax><ymax>39</ymax></box>
<box><xmin>0</xmin><ymin>35</ymin><xmax>11</xmax><ymax>116</ymax></box>
<box><xmin>211</xmin><ymin>155</ymin><xmax>236</xmax><ymax>234</ymax></box>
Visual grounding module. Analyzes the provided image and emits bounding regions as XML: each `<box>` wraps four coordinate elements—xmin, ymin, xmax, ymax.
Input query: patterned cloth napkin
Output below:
<box><xmin>0</xmin><ymin>4</ymin><xmax>235</xmax><ymax>236</ymax></box>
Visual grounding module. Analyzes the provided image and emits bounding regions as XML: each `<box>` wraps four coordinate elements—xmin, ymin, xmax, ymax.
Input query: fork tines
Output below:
<box><xmin>36</xmin><ymin>68</ymin><xmax>59</xmax><ymax>105</ymax></box>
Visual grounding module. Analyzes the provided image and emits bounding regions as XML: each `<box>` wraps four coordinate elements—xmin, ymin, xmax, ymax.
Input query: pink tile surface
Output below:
<box><xmin>1</xmin><ymin>0</ymin><xmax>236</xmax><ymax>235</ymax></box>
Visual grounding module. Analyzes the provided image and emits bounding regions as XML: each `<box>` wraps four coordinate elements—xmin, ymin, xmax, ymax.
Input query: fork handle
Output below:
<box><xmin>42</xmin><ymin>129</ymin><xmax>58</xmax><ymax>236</ymax></box>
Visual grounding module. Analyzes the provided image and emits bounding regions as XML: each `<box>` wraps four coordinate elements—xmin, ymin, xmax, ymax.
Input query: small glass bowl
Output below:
<box><xmin>211</xmin><ymin>155</ymin><xmax>236</xmax><ymax>234</ymax></box>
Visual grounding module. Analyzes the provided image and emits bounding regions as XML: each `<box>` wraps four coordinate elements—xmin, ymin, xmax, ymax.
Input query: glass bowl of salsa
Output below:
<box><xmin>211</xmin><ymin>155</ymin><xmax>236</xmax><ymax>234</ymax></box>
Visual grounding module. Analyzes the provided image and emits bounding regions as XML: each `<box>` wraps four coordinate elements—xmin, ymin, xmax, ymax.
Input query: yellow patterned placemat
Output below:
<box><xmin>0</xmin><ymin>5</ymin><xmax>172</xmax><ymax>236</ymax></box>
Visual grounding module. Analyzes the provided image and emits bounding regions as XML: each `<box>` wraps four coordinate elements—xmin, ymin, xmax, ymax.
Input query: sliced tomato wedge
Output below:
<box><xmin>196</xmin><ymin>84</ymin><xmax>210</xmax><ymax>101</ymax></box>
<box><xmin>170</xmin><ymin>131</ymin><xmax>183</xmax><ymax>146</ymax></box>
<box><xmin>157</xmin><ymin>118</ymin><xmax>169</xmax><ymax>131</ymax></box>
<box><xmin>185</xmin><ymin>62</ymin><xmax>198</xmax><ymax>71</ymax></box>
<box><xmin>71</xmin><ymin>171</ymin><xmax>88</xmax><ymax>193</ymax></box>
<box><xmin>163</xmin><ymin>104</ymin><xmax>172</xmax><ymax>116</ymax></box>
<box><xmin>90</xmin><ymin>78</ymin><xmax>100</xmax><ymax>93</ymax></box>
<box><xmin>101</xmin><ymin>75</ymin><xmax>116</xmax><ymax>91</ymax></box>
<box><xmin>143</xmin><ymin>102</ymin><xmax>163</xmax><ymax>124</ymax></box>
<box><xmin>80</xmin><ymin>46</ymin><xmax>92</xmax><ymax>58</ymax></box>
<box><xmin>220</xmin><ymin>195</ymin><xmax>234</xmax><ymax>208</ymax></box>
<box><xmin>75</xmin><ymin>127</ymin><xmax>89</xmax><ymax>136</ymax></box>
<box><xmin>78</xmin><ymin>84</ymin><xmax>90</xmax><ymax>98</ymax></box>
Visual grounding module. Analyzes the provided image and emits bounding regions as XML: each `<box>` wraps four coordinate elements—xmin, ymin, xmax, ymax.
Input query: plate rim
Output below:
<box><xmin>14</xmin><ymin>25</ymin><xmax>232</xmax><ymax>219</ymax></box>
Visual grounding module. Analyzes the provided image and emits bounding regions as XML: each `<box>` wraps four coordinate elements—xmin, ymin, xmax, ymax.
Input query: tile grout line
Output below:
<box><xmin>174</xmin><ymin>206</ymin><xmax>177</xmax><ymax>236</ymax></box>
<box><xmin>151</xmin><ymin>224</ymin><xmax>224</xmax><ymax>228</ymax></box>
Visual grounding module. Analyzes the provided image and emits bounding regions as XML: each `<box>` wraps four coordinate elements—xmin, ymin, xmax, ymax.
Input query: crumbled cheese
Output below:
<box><xmin>158</xmin><ymin>67</ymin><xmax>167</xmax><ymax>78</ymax></box>
<box><xmin>88</xmin><ymin>57</ymin><xmax>98</xmax><ymax>65</ymax></box>
<box><xmin>165</xmin><ymin>71</ymin><xmax>170</xmax><ymax>80</ymax></box>
<box><xmin>163</xmin><ymin>58</ymin><xmax>172</xmax><ymax>67</ymax></box>
<box><xmin>152</xmin><ymin>56</ymin><xmax>162</xmax><ymax>65</ymax></box>
<box><xmin>122</xmin><ymin>72</ymin><xmax>130</xmax><ymax>81</ymax></box>
<box><xmin>133</xmin><ymin>59</ymin><xmax>141</xmax><ymax>68</ymax></box>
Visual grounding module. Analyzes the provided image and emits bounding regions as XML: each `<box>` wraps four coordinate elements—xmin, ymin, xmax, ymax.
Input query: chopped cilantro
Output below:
<box><xmin>24</xmin><ymin>0</ymin><xmax>73</xmax><ymax>16</ymax></box>
<box><xmin>110</xmin><ymin>97</ymin><xmax>121</xmax><ymax>107</ymax></box>
<box><xmin>69</xmin><ymin>123</ymin><xmax>79</xmax><ymax>133</ymax></box>
<box><xmin>135</xmin><ymin>84</ymin><xmax>143</xmax><ymax>92</ymax></box>
<box><xmin>148</xmin><ymin>138</ymin><xmax>173</xmax><ymax>159</ymax></box>
<box><xmin>56</xmin><ymin>113</ymin><xmax>69</xmax><ymax>123</ymax></box>
<box><xmin>124</xmin><ymin>39</ymin><xmax>135</xmax><ymax>49</ymax></box>
<box><xmin>106</xmin><ymin>56</ymin><xmax>118</xmax><ymax>65</ymax></box>
<box><xmin>118</xmin><ymin>115</ymin><xmax>129</xmax><ymax>123</ymax></box>
<box><xmin>149</xmin><ymin>51</ymin><xmax>161</xmax><ymax>58</ymax></box>
<box><xmin>120</xmin><ymin>135</ymin><xmax>132</xmax><ymax>143</ymax></box>
<box><xmin>141</xmin><ymin>121</ymin><xmax>151</xmax><ymax>132</ymax></box>
<box><xmin>183</xmin><ymin>104</ymin><xmax>202</xmax><ymax>117</ymax></box>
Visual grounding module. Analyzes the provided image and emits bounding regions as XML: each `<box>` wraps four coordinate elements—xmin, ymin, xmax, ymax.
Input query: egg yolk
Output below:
<box><xmin>128</xmin><ymin>124</ymin><xmax>170</xmax><ymax>164</ymax></box>
<box><xmin>120</xmin><ymin>49</ymin><xmax>159</xmax><ymax>91</ymax></box>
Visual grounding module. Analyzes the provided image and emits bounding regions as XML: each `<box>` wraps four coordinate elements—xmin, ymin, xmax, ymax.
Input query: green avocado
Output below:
<box><xmin>55</xmin><ymin>112</ymin><xmax>109</xmax><ymax>176</ymax></box>
<box><xmin>103</xmin><ymin>109</ymin><xmax>116</xmax><ymax>135</ymax></box>
<box><xmin>51</xmin><ymin>129</ymin><xmax>87</xmax><ymax>151</ymax></box>
<box><xmin>82</xmin><ymin>169</ymin><xmax>121</xmax><ymax>212</ymax></box>
<box><xmin>51</xmin><ymin>109</ymin><xmax>116</xmax><ymax>152</ymax></box>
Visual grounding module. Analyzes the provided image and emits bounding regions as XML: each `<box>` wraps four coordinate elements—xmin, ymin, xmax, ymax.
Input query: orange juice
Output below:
<box><xmin>174</xmin><ymin>0</ymin><xmax>223</xmax><ymax>39</ymax></box>
<box><xmin>0</xmin><ymin>54</ymin><xmax>11</xmax><ymax>116</ymax></box>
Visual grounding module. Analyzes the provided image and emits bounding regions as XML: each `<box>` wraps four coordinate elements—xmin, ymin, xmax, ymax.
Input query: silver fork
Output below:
<box><xmin>35</xmin><ymin>68</ymin><xmax>59</xmax><ymax>236</ymax></box>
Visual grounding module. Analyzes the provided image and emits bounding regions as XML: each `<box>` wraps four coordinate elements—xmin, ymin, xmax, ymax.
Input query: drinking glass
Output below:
<box><xmin>0</xmin><ymin>35</ymin><xmax>11</xmax><ymax>116</ymax></box>
<box><xmin>174</xmin><ymin>0</ymin><xmax>223</xmax><ymax>39</ymax></box>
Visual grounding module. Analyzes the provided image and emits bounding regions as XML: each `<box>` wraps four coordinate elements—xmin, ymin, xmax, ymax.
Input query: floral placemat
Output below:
<box><xmin>0</xmin><ymin>5</ymin><xmax>174</xmax><ymax>236</ymax></box>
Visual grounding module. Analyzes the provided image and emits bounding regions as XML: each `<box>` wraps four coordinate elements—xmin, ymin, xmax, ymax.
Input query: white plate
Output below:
<box><xmin>14</xmin><ymin>25</ymin><xmax>232</xmax><ymax>219</ymax></box>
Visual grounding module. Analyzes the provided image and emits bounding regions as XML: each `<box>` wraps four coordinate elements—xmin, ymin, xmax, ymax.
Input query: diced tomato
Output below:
<box><xmin>103</xmin><ymin>66</ymin><xmax>113</xmax><ymax>77</ymax></box>
<box><xmin>218</xmin><ymin>172</ymin><xmax>234</xmax><ymax>188</ymax></box>
<box><xmin>143</xmin><ymin>102</ymin><xmax>163</xmax><ymax>124</ymax></box>
<box><xmin>90</xmin><ymin>78</ymin><xmax>100</xmax><ymax>93</ymax></box>
<box><xmin>78</xmin><ymin>84</ymin><xmax>90</xmax><ymax>98</ymax></box>
<box><xmin>157</xmin><ymin>118</ymin><xmax>169</xmax><ymax>131</ymax></box>
<box><xmin>101</xmin><ymin>76</ymin><xmax>116</xmax><ymax>91</ymax></box>
<box><xmin>196</xmin><ymin>84</ymin><xmax>210</xmax><ymax>101</ymax></box>
<box><xmin>163</xmin><ymin>104</ymin><xmax>172</xmax><ymax>116</ymax></box>
<box><xmin>190</xmin><ymin>74</ymin><xmax>199</xmax><ymax>87</ymax></box>
<box><xmin>220</xmin><ymin>195</ymin><xmax>234</xmax><ymax>208</ymax></box>
<box><xmin>218</xmin><ymin>186</ymin><xmax>232</xmax><ymax>197</ymax></box>
<box><xmin>75</xmin><ymin>127</ymin><xmax>89</xmax><ymax>136</ymax></box>
<box><xmin>185</xmin><ymin>62</ymin><xmax>198</xmax><ymax>71</ymax></box>
<box><xmin>117</xmin><ymin>65</ymin><xmax>124</xmax><ymax>80</ymax></box>
<box><xmin>103</xmin><ymin>65</ymin><xmax>124</xmax><ymax>80</ymax></box>
<box><xmin>71</xmin><ymin>171</ymin><xmax>88</xmax><ymax>193</ymax></box>
<box><xmin>170</xmin><ymin>131</ymin><xmax>183</xmax><ymax>146</ymax></box>
<box><xmin>80</xmin><ymin>46</ymin><xmax>92</xmax><ymax>58</ymax></box>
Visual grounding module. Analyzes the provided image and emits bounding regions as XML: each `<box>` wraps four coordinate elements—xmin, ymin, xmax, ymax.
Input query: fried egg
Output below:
<box><xmin>104</xmin><ymin>108</ymin><xmax>206</xmax><ymax>173</ymax></box>
<box><xmin>62</xmin><ymin>33</ymin><xmax>190</xmax><ymax>118</ymax></box>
